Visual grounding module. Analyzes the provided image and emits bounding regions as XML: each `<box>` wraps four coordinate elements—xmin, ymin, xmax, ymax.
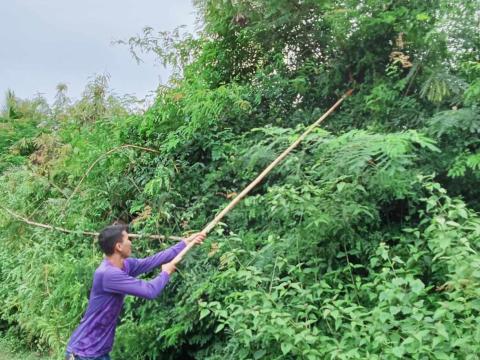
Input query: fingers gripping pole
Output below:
<box><xmin>171</xmin><ymin>90</ymin><xmax>353</xmax><ymax>265</ymax></box>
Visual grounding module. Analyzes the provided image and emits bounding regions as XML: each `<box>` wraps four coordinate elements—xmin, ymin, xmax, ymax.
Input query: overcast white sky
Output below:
<box><xmin>0</xmin><ymin>0</ymin><xmax>196</xmax><ymax>106</ymax></box>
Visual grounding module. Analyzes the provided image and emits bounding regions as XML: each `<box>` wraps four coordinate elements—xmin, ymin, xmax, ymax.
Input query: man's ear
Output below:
<box><xmin>114</xmin><ymin>241</ymin><xmax>123</xmax><ymax>253</ymax></box>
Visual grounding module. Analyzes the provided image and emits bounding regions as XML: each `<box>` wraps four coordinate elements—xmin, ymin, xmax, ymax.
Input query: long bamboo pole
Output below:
<box><xmin>171</xmin><ymin>89</ymin><xmax>353</xmax><ymax>265</ymax></box>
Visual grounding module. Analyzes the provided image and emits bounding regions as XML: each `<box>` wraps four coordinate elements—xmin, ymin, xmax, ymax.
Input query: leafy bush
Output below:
<box><xmin>1</xmin><ymin>0</ymin><xmax>479</xmax><ymax>359</ymax></box>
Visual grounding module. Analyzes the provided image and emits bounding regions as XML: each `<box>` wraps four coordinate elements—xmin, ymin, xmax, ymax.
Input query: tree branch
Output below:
<box><xmin>1</xmin><ymin>206</ymin><xmax>183</xmax><ymax>241</ymax></box>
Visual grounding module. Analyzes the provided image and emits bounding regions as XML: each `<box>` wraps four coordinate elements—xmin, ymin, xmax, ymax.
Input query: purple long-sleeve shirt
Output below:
<box><xmin>66</xmin><ymin>240</ymin><xmax>186</xmax><ymax>357</ymax></box>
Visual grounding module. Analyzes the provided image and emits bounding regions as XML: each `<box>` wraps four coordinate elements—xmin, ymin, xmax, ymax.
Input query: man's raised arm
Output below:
<box><xmin>127</xmin><ymin>240</ymin><xmax>186</xmax><ymax>277</ymax></box>
<box><xmin>127</xmin><ymin>232</ymin><xmax>206</xmax><ymax>277</ymax></box>
<box><xmin>103</xmin><ymin>264</ymin><xmax>175</xmax><ymax>299</ymax></box>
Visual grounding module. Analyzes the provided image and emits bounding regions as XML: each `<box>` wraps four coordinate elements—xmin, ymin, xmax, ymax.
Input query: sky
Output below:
<box><xmin>0</xmin><ymin>0</ymin><xmax>196</xmax><ymax>106</ymax></box>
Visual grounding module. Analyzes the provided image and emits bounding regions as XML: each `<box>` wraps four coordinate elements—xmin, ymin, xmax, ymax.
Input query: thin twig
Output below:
<box><xmin>268</xmin><ymin>256</ymin><xmax>278</xmax><ymax>294</ymax></box>
<box><xmin>404</xmin><ymin>62</ymin><xmax>421</xmax><ymax>97</ymax></box>
<box><xmin>126</xmin><ymin>175</ymin><xmax>142</xmax><ymax>193</ymax></box>
<box><xmin>61</xmin><ymin>144</ymin><xmax>160</xmax><ymax>213</ymax></box>
<box><xmin>27</xmin><ymin>164</ymin><xmax>69</xmax><ymax>198</ymax></box>
<box><xmin>342</xmin><ymin>238</ymin><xmax>360</xmax><ymax>304</ymax></box>
<box><xmin>1</xmin><ymin>206</ymin><xmax>183</xmax><ymax>241</ymax></box>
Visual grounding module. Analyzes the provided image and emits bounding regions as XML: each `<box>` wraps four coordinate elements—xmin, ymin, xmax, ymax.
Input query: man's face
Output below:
<box><xmin>116</xmin><ymin>230</ymin><xmax>132</xmax><ymax>258</ymax></box>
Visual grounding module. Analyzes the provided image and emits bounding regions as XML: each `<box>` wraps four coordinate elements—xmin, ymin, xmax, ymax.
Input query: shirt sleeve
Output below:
<box><xmin>126</xmin><ymin>240</ymin><xmax>187</xmax><ymax>277</ymax></box>
<box><xmin>103</xmin><ymin>268</ymin><xmax>170</xmax><ymax>299</ymax></box>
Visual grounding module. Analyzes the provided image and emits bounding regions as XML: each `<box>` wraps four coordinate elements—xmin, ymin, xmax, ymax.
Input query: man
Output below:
<box><xmin>65</xmin><ymin>224</ymin><xmax>206</xmax><ymax>360</ymax></box>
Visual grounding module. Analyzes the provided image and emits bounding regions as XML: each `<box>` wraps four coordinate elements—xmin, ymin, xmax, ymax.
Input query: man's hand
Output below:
<box><xmin>184</xmin><ymin>232</ymin><xmax>206</xmax><ymax>246</ymax></box>
<box><xmin>162</xmin><ymin>261</ymin><xmax>176</xmax><ymax>275</ymax></box>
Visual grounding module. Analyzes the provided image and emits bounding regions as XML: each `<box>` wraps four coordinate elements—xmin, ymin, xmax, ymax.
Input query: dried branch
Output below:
<box><xmin>61</xmin><ymin>144</ymin><xmax>160</xmax><ymax>212</ymax></box>
<box><xmin>1</xmin><ymin>206</ymin><xmax>183</xmax><ymax>241</ymax></box>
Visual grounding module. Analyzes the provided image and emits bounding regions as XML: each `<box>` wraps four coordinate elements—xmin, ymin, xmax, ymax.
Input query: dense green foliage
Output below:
<box><xmin>1</xmin><ymin>0</ymin><xmax>479</xmax><ymax>359</ymax></box>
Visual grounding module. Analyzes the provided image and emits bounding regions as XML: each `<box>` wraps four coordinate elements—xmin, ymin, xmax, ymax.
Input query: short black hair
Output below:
<box><xmin>98</xmin><ymin>224</ymin><xmax>128</xmax><ymax>255</ymax></box>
